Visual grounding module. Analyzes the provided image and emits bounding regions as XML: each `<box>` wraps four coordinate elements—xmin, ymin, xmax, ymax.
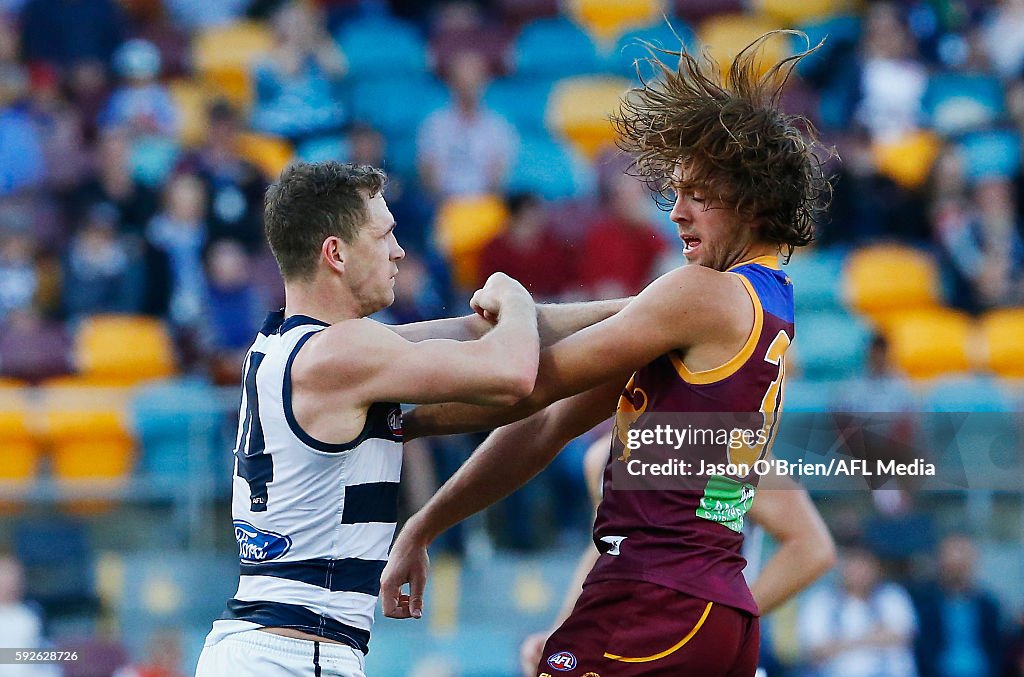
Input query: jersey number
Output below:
<box><xmin>235</xmin><ymin>351</ymin><xmax>273</xmax><ymax>512</ymax></box>
<box><xmin>730</xmin><ymin>330</ymin><xmax>790</xmax><ymax>467</ymax></box>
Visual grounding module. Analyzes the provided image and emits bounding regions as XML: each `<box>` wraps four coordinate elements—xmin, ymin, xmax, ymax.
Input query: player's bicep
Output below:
<box><xmin>339</xmin><ymin>324</ymin><xmax>519</xmax><ymax>406</ymax></box>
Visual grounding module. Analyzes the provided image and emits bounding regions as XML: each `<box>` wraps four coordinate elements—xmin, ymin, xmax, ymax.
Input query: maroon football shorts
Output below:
<box><xmin>536</xmin><ymin>579</ymin><xmax>759</xmax><ymax>676</ymax></box>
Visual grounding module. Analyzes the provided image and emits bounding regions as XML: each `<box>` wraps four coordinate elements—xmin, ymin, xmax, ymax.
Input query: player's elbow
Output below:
<box><xmin>803</xmin><ymin>529</ymin><xmax>838</xmax><ymax>580</ymax></box>
<box><xmin>484</xmin><ymin>369</ymin><xmax>536</xmax><ymax>407</ymax></box>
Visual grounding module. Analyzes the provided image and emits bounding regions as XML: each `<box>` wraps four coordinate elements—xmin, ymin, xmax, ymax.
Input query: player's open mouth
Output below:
<box><xmin>682</xmin><ymin>236</ymin><xmax>702</xmax><ymax>255</ymax></box>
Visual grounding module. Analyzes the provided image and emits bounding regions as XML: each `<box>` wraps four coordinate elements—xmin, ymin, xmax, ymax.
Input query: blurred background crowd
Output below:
<box><xmin>0</xmin><ymin>0</ymin><xmax>1023</xmax><ymax>675</ymax></box>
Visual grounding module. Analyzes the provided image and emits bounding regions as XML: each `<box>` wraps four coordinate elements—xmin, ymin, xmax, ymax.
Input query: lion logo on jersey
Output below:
<box><xmin>614</xmin><ymin>373</ymin><xmax>647</xmax><ymax>462</ymax></box>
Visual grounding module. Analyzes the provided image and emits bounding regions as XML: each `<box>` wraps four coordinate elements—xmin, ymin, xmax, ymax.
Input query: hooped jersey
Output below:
<box><xmin>208</xmin><ymin>311</ymin><xmax>403</xmax><ymax>653</ymax></box>
<box><xmin>589</xmin><ymin>256</ymin><xmax>795</xmax><ymax>615</ymax></box>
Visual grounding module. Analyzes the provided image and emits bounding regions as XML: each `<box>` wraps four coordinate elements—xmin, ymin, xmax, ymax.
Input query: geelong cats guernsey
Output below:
<box><xmin>209</xmin><ymin>311</ymin><xmax>403</xmax><ymax>653</ymax></box>
<box><xmin>589</xmin><ymin>256</ymin><xmax>794</xmax><ymax>616</ymax></box>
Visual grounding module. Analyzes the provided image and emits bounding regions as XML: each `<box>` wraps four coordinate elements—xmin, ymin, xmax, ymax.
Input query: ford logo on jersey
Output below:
<box><xmin>234</xmin><ymin>520</ymin><xmax>292</xmax><ymax>563</ymax></box>
<box><xmin>546</xmin><ymin>651</ymin><xmax>577</xmax><ymax>671</ymax></box>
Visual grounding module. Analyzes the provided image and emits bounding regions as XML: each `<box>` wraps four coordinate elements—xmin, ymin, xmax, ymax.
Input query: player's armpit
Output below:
<box><xmin>747</xmin><ymin>474</ymin><xmax>837</xmax><ymax>614</ymax></box>
<box><xmin>294</xmin><ymin>317</ymin><xmax>538</xmax><ymax>408</ymax></box>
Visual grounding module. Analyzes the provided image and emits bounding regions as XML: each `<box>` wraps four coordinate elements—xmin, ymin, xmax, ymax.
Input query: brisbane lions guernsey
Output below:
<box><xmin>589</xmin><ymin>255</ymin><xmax>794</xmax><ymax>615</ymax></box>
<box><xmin>207</xmin><ymin>311</ymin><xmax>403</xmax><ymax>653</ymax></box>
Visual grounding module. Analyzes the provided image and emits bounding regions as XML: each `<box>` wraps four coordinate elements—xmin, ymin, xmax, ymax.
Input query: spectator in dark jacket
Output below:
<box><xmin>911</xmin><ymin>534</ymin><xmax>1004</xmax><ymax>677</ymax></box>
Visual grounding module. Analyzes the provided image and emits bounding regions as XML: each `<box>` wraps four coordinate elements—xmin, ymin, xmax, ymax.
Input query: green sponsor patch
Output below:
<box><xmin>696</xmin><ymin>474</ymin><xmax>756</xmax><ymax>533</ymax></box>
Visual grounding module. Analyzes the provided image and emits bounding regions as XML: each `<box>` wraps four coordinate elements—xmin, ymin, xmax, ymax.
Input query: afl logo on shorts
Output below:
<box><xmin>547</xmin><ymin>651</ymin><xmax>577</xmax><ymax>671</ymax></box>
<box><xmin>387</xmin><ymin>408</ymin><xmax>403</xmax><ymax>437</ymax></box>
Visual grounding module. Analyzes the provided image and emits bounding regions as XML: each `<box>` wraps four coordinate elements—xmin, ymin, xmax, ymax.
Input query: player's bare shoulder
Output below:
<box><xmin>647</xmin><ymin>265</ymin><xmax>756</xmax><ymax>336</ymax></box>
<box><xmin>288</xmin><ymin>318</ymin><xmax>389</xmax><ymax>394</ymax></box>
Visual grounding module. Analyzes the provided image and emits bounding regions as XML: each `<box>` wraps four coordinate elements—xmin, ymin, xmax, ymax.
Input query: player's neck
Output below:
<box><xmin>724</xmin><ymin>242</ymin><xmax>779</xmax><ymax>270</ymax></box>
<box><xmin>283</xmin><ymin>281</ymin><xmax>361</xmax><ymax>326</ymax></box>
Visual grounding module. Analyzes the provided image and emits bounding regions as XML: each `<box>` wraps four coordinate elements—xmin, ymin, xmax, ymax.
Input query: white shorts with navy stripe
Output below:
<box><xmin>195</xmin><ymin>629</ymin><xmax>364</xmax><ymax>677</ymax></box>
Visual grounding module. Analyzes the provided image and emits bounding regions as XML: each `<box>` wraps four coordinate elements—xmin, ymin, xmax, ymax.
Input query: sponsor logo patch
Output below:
<box><xmin>387</xmin><ymin>408</ymin><xmax>403</xmax><ymax>436</ymax></box>
<box><xmin>234</xmin><ymin>520</ymin><xmax>292</xmax><ymax>563</ymax></box>
<box><xmin>599</xmin><ymin>535</ymin><xmax>627</xmax><ymax>556</ymax></box>
<box><xmin>546</xmin><ymin>651</ymin><xmax>577</xmax><ymax>671</ymax></box>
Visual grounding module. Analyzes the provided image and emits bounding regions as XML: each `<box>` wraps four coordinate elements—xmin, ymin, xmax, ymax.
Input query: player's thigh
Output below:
<box><xmin>195</xmin><ymin>632</ymin><xmax>364</xmax><ymax>677</ymax></box>
<box><xmin>536</xmin><ymin>581</ymin><xmax>757</xmax><ymax>677</ymax></box>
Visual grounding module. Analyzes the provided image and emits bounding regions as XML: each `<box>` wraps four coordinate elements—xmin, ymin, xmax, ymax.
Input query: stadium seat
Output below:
<box><xmin>14</xmin><ymin>518</ymin><xmax>101</xmax><ymax>619</ymax></box>
<box><xmin>511</xmin><ymin>16</ymin><xmax>604</xmax><ymax>79</ymax></box>
<box><xmin>546</xmin><ymin>76</ymin><xmax>630</xmax><ymax>160</ymax></box>
<box><xmin>349</xmin><ymin>76</ymin><xmax>450</xmax><ymax>138</ymax></box>
<box><xmin>924</xmin><ymin>376</ymin><xmax>1012</xmax><ymax>413</ymax></box>
<box><xmin>613</xmin><ymin>18</ymin><xmax>696</xmax><ymax>80</ymax></box>
<box><xmin>75</xmin><ymin>315</ymin><xmax>176</xmax><ymax>386</ymax></box>
<box><xmin>482</xmin><ymin>77</ymin><xmax>554</xmax><ymax>134</ymax></box>
<box><xmin>191</xmin><ymin>21</ymin><xmax>274</xmax><ymax>108</ymax></box>
<box><xmin>566</xmin><ymin>0</ymin><xmax>665</xmax><ymax>45</ymax></box>
<box><xmin>923</xmin><ymin>73</ymin><xmax>1006</xmax><ymax>136</ymax></box>
<box><xmin>980</xmin><ymin>308</ymin><xmax>1024</xmax><ymax>378</ymax></box>
<box><xmin>236</xmin><ymin>132</ymin><xmax>295</xmax><ymax>181</ymax></box>
<box><xmin>132</xmin><ymin>380</ymin><xmax>226</xmax><ymax>487</ymax></box>
<box><xmin>785</xmin><ymin>248</ymin><xmax>845</xmax><ymax>312</ymax></box>
<box><xmin>434</xmin><ymin>195</ymin><xmax>509</xmax><ymax>289</ymax></box>
<box><xmin>169</xmin><ymin>79</ymin><xmax>211</xmax><ymax>148</ymax></box>
<box><xmin>336</xmin><ymin>15</ymin><xmax>428</xmax><ymax>80</ymax></box>
<box><xmin>957</xmin><ymin>130</ymin><xmax>1022</xmax><ymax>182</ymax></box>
<box><xmin>872</xmin><ymin>129</ymin><xmax>942</xmax><ymax>190</ymax></box>
<box><xmin>505</xmin><ymin>133</ymin><xmax>597</xmax><ymax>201</ymax></box>
<box><xmin>793</xmin><ymin>14</ymin><xmax>860</xmax><ymax>77</ymax></box>
<box><xmin>884</xmin><ymin>308</ymin><xmax>973</xmax><ymax>379</ymax></box>
<box><xmin>41</xmin><ymin>385</ymin><xmax>135</xmax><ymax>513</ymax></box>
<box><xmin>296</xmin><ymin>134</ymin><xmax>348</xmax><ymax>163</ymax></box>
<box><xmin>0</xmin><ymin>387</ymin><xmax>39</xmax><ymax>484</ymax></box>
<box><xmin>791</xmin><ymin>311</ymin><xmax>871</xmax><ymax>380</ymax></box>
<box><xmin>696</xmin><ymin>14</ymin><xmax>785</xmax><ymax>79</ymax></box>
<box><xmin>754</xmin><ymin>0</ymin><xmax>850</xmax><ymax>27</ymax></box>
<box><xmin>843</xmin><ymin>245</ymin><xmax>942</xmax><ymax>320</ymax></box>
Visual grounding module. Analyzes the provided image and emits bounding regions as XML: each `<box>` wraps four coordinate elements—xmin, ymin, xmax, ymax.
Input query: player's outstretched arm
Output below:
<box><xmin>747</xmin><ymin>473</ymin><xmax>836</xmax><ymax>614</ymax></box>
<box><xmin>302</xmin><ymin>273</ymin><xmax>540</xmax><ymax>407</ymax></box>
<box><xmin>387</xmin><ymin>299</ymin><xmax>630</xmax><ymax>345</ymax></box>
<box><xmin>381</xmin><ymin>380</ymin><xmax>622</xmax><ymax>620</ymax></box>
<box><xmin>405</xmin><ymin>265</ymin><xmax>750</xmax><ymax>440</ymax></box>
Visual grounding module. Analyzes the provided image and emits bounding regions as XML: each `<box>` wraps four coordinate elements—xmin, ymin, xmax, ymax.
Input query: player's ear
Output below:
<box><xmin>322</xmin><ymin>236</ymin><xmax>345</xmax><ymax>274</ymax></box>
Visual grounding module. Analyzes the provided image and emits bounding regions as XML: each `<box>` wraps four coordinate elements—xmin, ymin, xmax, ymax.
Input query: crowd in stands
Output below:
<box><xmin>1</xmin><ymin>0</ymin><xmax>1024</xmax><ymax>674</ymax></box>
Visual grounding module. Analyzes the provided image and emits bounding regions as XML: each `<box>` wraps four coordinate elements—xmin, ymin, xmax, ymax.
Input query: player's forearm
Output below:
<box><xmin>400</xmin><ymin>413</ymin><xmax>564</xmax><ymax>546</ymax></box>
<box><xmin>750</xmin><ymin>521</ymin><xmax>836</xmax><ymax>614</ymax></box>
<box><xmin>537</xmin><ymin>299</ymin><xmax>630</xmax><ymax>346</ymax></box>
<box><xmin>480</xmin><ymin>297</ymin><xmax>540</xmax><ymax>388</ymax></box>
<box><xmin>388</xmin><ymin>315</ymin><xmax>491</xmax><ymax>342</ymax></box>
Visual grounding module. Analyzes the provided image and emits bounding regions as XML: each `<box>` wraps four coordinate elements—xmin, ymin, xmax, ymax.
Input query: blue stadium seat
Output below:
<box><xmin>785</xmin><ymin>248</ymin><xmax>845</xmax><ymax>312</ymax></box>
<box><xmin>14</xmin><ymin>518</ymin><xmax>100</xmax><ymax>619</ymax></box>
<box><xmin>792</xmin><ymin>311</ymin><xmax>871</xmax><ymax>380</ymax></box>
<box><xmin>779</xmin><ymin>378</ymin><xmax>836</xmax><ymax>412</ymax></box>
<box><xmin>923</xmin><ymin>376</ymin><xmax>1012</xmax><ymax>413</ymax></box>
<box><xmin>958</xmin><ymin>130</ymin><xmax>1022</xmax><ymax>182</ymax></box>
<box><xmin>335</xmin><ymin>15</ymin><xmax>428</xmax><ymax>79</ymax></box>
<box><xmin>505</xmin><ymin>134</ymin><xmax>596</xmax><ymax>200</ymax></box>
<box><xmin>612</xmin><ymin>18</ymin><xmax>695</xmax><ymax>80</ymax></box>
<box><xmin>383</xmin><ymin>132</ymin><xmax>418</xmax><ymax>178</ymax></box>
<box><xmin>349</xmin><ymin>76</ymin><xmax>450</xmax><ymax>137</ymax></box>
<box><xmin>296</xmin><ymin>134</ymin><xmax>349</xmax><ymax>163</ymax></box>
<box><xmin>794</xmin><ymin>13</ymin><xmax>860</xmax><ymax>75</ymax></box>
<box><xmin>132</xmin><ymin>380</ymin><xmax>226</xmax><ymax>487</ymax></box>
<box><xmin>511</xmin><ymin>16</ymin><xmax>603</xmax><ymax>78</ymax></box>
<box><xmin>923</xmin><ymin>73</ymin><xmax>1006</xmax><ymax>136</ymax></box>
<box><xmin>482</xmin><ymin>76</ymin><xmax>554</xmax><ymax>134</ymax></box>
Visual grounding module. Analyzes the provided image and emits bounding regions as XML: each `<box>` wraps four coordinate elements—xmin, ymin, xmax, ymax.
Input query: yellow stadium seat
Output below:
<box><xmin>41</xmin><ymin>386</ymin><xmax>134</xmax><ymax>513</ymax></box>
<box><xmin>236</xmin><ymin>132</ymin><xmax>294</xmax><ymax>181</ymax></box>
<box><xmin>754</xmin><ymin>0</ymin><xmax>850</xmax><ymax>27</ymax></box>
<box><xmin>75</xmin><ymin>315</ymin><xmax>176</xmax><ymax>386</ymax></box>
<box><xmin>434</xmin><ymin>195</ymin><xmax>509</xmax><ymax>290</ymax></box>
<box><xmin>885</xmin><ymin>308</ymin><xmax>973</xmax><ymax>379</ymax></box>
<box><xmin>980</xmin><ymin>308</ymin><xmax>1024</xmax><ymax>378</ymax></box>
<box><xmin>873</xmin><ymin>130</ymin><xmax>942</xmax><ymax>190</ymax></box>
<box><xmin>169</xmin><ymin>79</ymin><xmax>212</xmax><ymax>148</ymax></box>
<box><xmin>192</xmin><ymin>20</ymin><xmax>274</xmax><ymax>108</ymax></box>
<box><xmin>567</xmin><ymin>0</ymin><xmax>666</xmax><ymax>44</ymax></box>
<box><xmin>547</xmin><ymin>76</ymin><xmax>631</xmax><ymax>161</ymax></box>
<box><xmin>843</xmin><ymin>245</ymin><xmax>941</xmax><ymax>319</ymax></box>
<box><xmin>0</xmin><ymin>387</ymin><xmax>40</xmax><ymax>482</ymax></box>
<box><xmin>696</xmin><ymin>14</ymin><xmax>785</xmax><ymax>80</ymax></box>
